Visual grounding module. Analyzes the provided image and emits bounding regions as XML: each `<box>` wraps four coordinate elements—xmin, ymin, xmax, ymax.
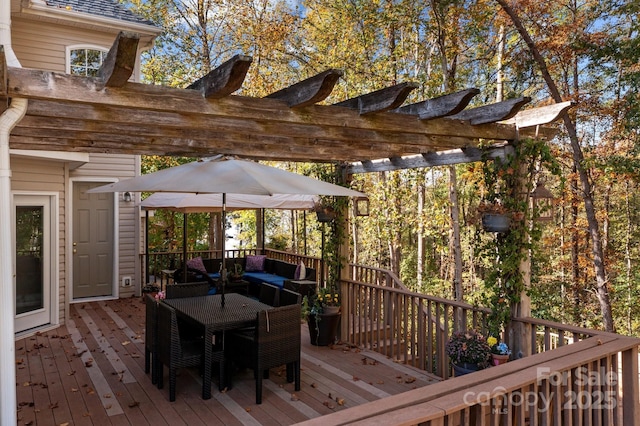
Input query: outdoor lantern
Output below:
<box><xmin>354</xmin><ymin>197</ymin><xmax>370</xmax><ymax>216</ymax></box>
<box><xmin>530</xmin><ymin>183</ymin><xmax>554</xmax><ymax>222</ymax></box>
<box><xmin>123</xmin><ymin>191</ymin><xmax>133</xmax><ymax>202</ymax></box>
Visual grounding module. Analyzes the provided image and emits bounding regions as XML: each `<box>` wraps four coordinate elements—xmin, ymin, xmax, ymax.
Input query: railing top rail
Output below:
<box><xmin>295</xmin><ymin>334</ymin><xmax>640</xmax><ymax>426</ymax></box>
<box><xmin>513</xmin><ymin>316</ymin><xmax>621</xmax><ymax>338</ymax></box>
<box><xmin>265</xmin><ymin>248</ymin><xmax>321</xmax><ymax>261</ymax></box>
<box><xmin>342</xmin><ymin>278</ymin><xmax>492</xmax><ymax>313</ymax></box>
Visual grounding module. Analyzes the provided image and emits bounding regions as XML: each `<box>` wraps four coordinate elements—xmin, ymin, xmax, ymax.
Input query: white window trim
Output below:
<box><xmin>65</xmin><ymin>44</ymin><xmax>108</xmax><ymax>75</ymax></box>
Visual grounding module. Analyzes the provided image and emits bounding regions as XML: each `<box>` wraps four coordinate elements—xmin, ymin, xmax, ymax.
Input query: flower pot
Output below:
<box><xmin>482</xmin><ymin>213</ymin><xmax>511</xmax><ymax>233</ymax></box>
<box><xmin>491</xmin><ymin>353</ymin><xmax>510</xmax><ymax>366</ymax></box>
<box><xmin>307</xmin><ymin>312</ymin><xmax>340</xmax><ymax>346</ymax></box>
<box><xmin>322</xmin><ymin>305</ymin><xmax>340</xmax><ymax>315</ymax></box>
<box><xmin>452</xmin><ymin>362</ymin><xmax>480</xmax><ymax>376</ymax></box>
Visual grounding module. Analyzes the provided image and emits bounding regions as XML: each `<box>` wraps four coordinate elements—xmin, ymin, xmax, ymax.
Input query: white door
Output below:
<box><xmin>14</xmin><ymin>195</ymin><xmax>55</xmax><ymax>333</ymax></box>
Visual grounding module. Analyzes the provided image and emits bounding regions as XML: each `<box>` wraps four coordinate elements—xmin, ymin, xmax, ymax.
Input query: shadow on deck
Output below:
<box><xmin>15</xmin><ymin>297</ymin><xmax>439</xmax><ymax>425</ymax></box>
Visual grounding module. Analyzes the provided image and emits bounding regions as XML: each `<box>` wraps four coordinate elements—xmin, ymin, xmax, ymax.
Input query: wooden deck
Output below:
<box><xmin>15</xmin><ymin>297</ymin><xmax>439</xmax><ymax>425</ymax></box>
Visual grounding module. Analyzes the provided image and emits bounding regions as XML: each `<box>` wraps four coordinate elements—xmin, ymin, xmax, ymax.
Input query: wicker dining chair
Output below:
<box><xmin>144</xmin><ymin>294</ymin><xmax>159</xmax><ymax>384</ymax></box>
<box><xmin>279</xmin><ymin>288</ymin><xmax>302</xmax><ymax>306</ymax></box>
<box><xmin>156</xmin><ymin>303</ymin><xmax>204</xmax><ymax>402</ymax></box>
<box><xmin>165</xmin><ymin>281</ymin><xmax>210</xmax><ymax>299</ymax></box>
<box><xmin>228</xmin><ymin>304</ymin><xmax>301</xmax><ymax>404</ymax></box>
<box><xmin>258</xmin><ymin>282</ymin><xmax>280</xmax><ymax>306</ymax></box>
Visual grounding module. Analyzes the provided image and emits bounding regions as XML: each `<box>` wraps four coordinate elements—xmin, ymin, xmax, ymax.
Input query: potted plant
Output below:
<box><xmin>302</xmin><ymin>286</ymin><xmax>341</xmax><ymax>346</ymax></box>
<box><xmin>446</xmin><ymin>330</ymin><xmax>492</xmax><ymax>376</ymax></box>
<box><xmin>477</xmin><ymin>200</ymin><xmax>511</xmax><ymax>232</ymax></box>
<box><xmin>487</xmin><ymin>336</ymin><xmax>511</xmax><ymax>365</ymax></box>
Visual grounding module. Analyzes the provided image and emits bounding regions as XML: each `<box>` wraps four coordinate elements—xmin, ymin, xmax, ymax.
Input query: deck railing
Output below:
<box><xmin>340</xmin><ymin>278</ymin><xmax>491</xmax><ymax>379</ymax></box>
<box><xmin>299</xmin><ymin>333</ymin><xmax>640</xmax><ymax>425</ymax></box>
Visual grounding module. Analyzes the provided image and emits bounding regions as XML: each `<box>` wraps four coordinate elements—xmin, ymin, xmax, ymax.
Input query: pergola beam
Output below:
<box><xmin>448</xmin><ymin>97</ymin><xmax>531</xmax><ymax>125</ymax></box>
<box><xmin>96</xmin><ymin>31</ymin><xmax>139</xmax><ymax>89</ymax></box>
<box><xmin>186</xmin><ymin>54</ymin><xmax>253</xmax><ymax>98</ymax></box>
<box><xmin>347</xmin><ymin>145</ymin><xmax>514</xmax><ymax>173</ymax></box>
<box><xmin>334</xmin><ymin>82</ymin><xmax>419</xmax><ymax>115</ymax></box>
<box><xmin>395</xmin><ymin>88</ymin><xmax>480</xmax><ymax>120</ymax></box>
<box><xmin>266</xmin><ymin>69</ymin><xmax>343</xmax><ymax>107</ymax></box>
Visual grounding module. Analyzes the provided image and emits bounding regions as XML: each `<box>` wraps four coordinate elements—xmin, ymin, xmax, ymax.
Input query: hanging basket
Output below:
<box><xmin>481</xmin><ymin>214</ymin><xmax>511</xmax><ymax>233</ymax></box>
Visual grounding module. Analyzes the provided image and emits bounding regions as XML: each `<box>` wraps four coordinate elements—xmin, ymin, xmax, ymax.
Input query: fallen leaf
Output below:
<box><xmin>71</xmin><ymin>388</ymin><xmax>78</xmax><ymax>393</ymax></box>
<box><xmin>245</xmin><ymin>407</ymin><xmax>252</xmax><ymax>412</ymax></box>
<box><xmin>336</xmin><ymin>398</ymin><xmax>345</xmax><ymax>406</ymax></box>
<box><xmin>291</xmin><ymin>394</ymin><xmax>299</xmax><ymax>401</ymax></box>
<box><xmin>352</xmin><ymin>376</ymin><xmax>360</xmax><ymax>381</ymax></box>
<box><xmin>49</xmin><ymin>402</ymin><xmax>59</xmax><ymax>409</ymax></box>
<box><xmin>128</xmin><ymin>401</ymin><xmax>140</xmax><ymax>408</ymax></box>
<box><xmin>405</xmin><ymin>376</ymin><xmax>416</xmax><ymax>383</ymax></box>
<box><xmin>310</xmin><ymin>382</ymin><xmax>317</xmax><ymax>388</ymax></box>
<box><xmin>122</xmin><ymin>341</ymin><xmax>130</xmax><ymax>346</ymax></box>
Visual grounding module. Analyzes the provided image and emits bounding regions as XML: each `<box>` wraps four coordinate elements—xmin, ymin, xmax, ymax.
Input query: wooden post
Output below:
<box><xmin>510</xmin><ymin>143</ymin><xmax>533</xmax><ymax>358</ymax></box>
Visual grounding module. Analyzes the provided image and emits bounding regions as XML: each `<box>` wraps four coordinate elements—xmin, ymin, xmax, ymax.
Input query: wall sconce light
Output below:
<box><xmin>354</xmin><ymin>197</ymin><xmax>370</xmax><ymax>216</ymax></box>
<box><xmin>123</xmin><ymin>191</ymin><xmax>133</xmax><ymax>203</ymax></box>
<box><xmin>530</xmin><ymin>183</ymin><xmax>554</xmax><ymax>222</ymax></box>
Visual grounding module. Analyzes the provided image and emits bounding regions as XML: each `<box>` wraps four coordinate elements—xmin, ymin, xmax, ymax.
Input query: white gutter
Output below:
<box><xmin>0</xmin><ymin>0</ymin><xmax>28</xmax><ymax>424</ymax></box>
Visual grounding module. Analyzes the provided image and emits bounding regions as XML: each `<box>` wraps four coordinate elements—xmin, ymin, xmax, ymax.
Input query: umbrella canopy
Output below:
<box><xmin>88</xmin><ymin>156</ymin><xmax>365</xmax><ymax>197</ymax></box>
<box><xmin>89</xmin><ymin>156</ymin><xmax>365</xmax><ymax>307</ymax></box>
<box><xmin>140</xmin><ymin>192</ymin><xmax>318</xmax><ymax>213</ymax></box>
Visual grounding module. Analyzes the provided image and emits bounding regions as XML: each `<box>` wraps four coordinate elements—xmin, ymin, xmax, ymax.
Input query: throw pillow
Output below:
<box><xmin>245</xmin><ymin>255</ymin><xmax>267</xmax><ymax>272</ymax></box>
<box><xmin>294</xmin><ymin>261</ymin><xmax>306</xmax><ymax>280</ymax></box>
<box><xmin>186</xmin><ymin>256</ymin><xmax>208</xmax><ymax>274</ymax></box>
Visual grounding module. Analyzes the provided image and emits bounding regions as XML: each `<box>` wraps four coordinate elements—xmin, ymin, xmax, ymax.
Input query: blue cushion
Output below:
<box><xmin>207</xmin><ymin>287</ymin><xmax>217</xmax><ymax>295</ymax></box>
<box><xmin>242</xmin><ymin>272</ymin><xmax>286</xmax><ymax>289</ymax></box>
<box><xmin>209</xmin><ymin>272</ymin><xmax>221</xmax><ymax>280</ymax></box>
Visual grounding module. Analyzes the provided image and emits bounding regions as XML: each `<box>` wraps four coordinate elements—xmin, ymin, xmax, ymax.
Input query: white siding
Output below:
<box><xmin>11</xmin><ymin>18</ymin><xmax>119</xmax><ymax>72</ymax></box>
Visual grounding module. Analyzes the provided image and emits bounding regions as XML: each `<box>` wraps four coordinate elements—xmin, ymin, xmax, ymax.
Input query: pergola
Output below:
<box><xmin>1</xmin><ymin>32</ymin><xmax>571</xmax><ymax>171</ymax></box>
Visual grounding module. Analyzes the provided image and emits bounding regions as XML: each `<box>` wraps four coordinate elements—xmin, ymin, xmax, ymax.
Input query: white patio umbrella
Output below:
<box><xmin>88</xmin><ymin>156</ymin><xmax>365</xmax><ymax>306</ymax></box>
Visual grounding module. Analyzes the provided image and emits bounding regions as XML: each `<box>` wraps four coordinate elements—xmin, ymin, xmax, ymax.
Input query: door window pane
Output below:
<box><xmin>15</xmin><ymin>206</ymin><xmax>44</xmax><ymax>315</ymax></box>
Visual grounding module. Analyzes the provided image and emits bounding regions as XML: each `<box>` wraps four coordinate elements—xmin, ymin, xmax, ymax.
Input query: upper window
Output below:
<box><xmin>68</xmin><ymin>47</ymin><xmax>107</xmax><ymax>77</ymax></box>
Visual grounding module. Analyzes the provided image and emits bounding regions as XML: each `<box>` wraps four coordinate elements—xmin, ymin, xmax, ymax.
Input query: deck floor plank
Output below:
<box><xmin>15</xmin><ymin>298</ymin><xmax>437</xmax><ymax>425</ymax></box>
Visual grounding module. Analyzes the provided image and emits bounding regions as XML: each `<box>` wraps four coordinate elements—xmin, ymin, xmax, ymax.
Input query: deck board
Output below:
<box><xmin>14</xmin><ymin>297</ymin><xmax>439</xmax><ymax>425</ymax></box>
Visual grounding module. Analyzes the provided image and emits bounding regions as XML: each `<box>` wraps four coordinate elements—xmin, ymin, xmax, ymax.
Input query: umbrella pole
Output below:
<box><xmin>221</xmin><ymin>193</ymin><xmax>226</xmax><ymax>307</ymax></box>
<box><xmin>182</xmin><ymin>212</ymin><xmax>188</xmax><ymax>282</ymax></box>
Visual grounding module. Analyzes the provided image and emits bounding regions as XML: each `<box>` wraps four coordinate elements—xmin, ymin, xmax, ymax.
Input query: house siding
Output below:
<box><xmin>8</xmin><ymin>2</ymin><xmax>152</xmax><ymax>332</ymax></box>
<box><xmin>11</xmin><ymin>17</ymin><xmax>125</xmax><ymax>73</ymax></box>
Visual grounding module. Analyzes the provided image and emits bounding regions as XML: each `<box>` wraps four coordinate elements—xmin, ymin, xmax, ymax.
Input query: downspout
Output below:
<box><xmin>0</xmin><ymin>1</ymin><xmax>28</xmax><ymax>424</ymax></box>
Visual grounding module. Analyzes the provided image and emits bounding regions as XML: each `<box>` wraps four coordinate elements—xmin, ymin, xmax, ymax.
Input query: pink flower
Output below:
<box><xmin>155</xmin><ymin>290</ymin><xmax>165</xmax><ymax>301</ymax></box>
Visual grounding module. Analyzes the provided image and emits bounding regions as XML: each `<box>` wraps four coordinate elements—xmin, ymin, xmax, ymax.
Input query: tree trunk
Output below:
<box><xmin>497</xmin><ymin>0</ymin><xmax>615</xmax><ymax>332</ymax></box>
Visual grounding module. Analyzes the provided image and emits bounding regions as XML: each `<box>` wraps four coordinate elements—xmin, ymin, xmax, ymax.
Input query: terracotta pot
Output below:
<box><xmin>491</xmin><ymin>353</ymin><xmax>510</xmax><ymax>365</ymax></box>
<box><xmin>307</xmin><ymin>312</ymin><xmax>340</xmax><ymax>346</ymax></box>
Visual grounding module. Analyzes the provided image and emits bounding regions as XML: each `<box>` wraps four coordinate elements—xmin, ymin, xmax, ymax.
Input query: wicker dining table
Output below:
<box><xmin>163</xmin><ymin>293</ymin><xmax>272</xmax><ymax>399</ymax></box>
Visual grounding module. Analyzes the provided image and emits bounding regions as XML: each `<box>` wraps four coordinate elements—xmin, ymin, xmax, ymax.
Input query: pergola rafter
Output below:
<box><xmin>2</xmin><ymin>32</ymin><xmax>568</xmax><ymax>168</ymax></box>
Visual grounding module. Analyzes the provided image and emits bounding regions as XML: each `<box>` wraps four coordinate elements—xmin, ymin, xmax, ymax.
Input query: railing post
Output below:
<box><xmin>622</xmin><ymin>345</ymin><xmax>640</xmax><ymax>424</ymax></box>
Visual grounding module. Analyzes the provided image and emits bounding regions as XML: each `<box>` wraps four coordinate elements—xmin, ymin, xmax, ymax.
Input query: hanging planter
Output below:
<box><xmin>481</xmin><ymin>213</ymin><xmax>511</xmax><ymax>233</ymax></box>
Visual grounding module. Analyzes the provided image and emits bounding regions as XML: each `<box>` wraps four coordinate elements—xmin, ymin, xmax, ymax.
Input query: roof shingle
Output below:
<box><xmin>45</xmin><ymin>0</ymin><xmax>155</xmax><ymax>26</ymax></box>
